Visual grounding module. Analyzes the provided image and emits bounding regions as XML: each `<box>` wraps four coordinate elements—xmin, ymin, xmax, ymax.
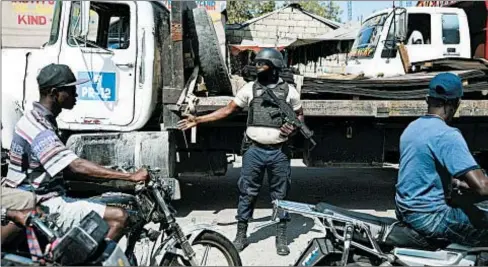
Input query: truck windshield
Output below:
<box><xmin>349</xmin><ymin>13</ymin><xmax>388</xmax><ymax>59</ymax></box>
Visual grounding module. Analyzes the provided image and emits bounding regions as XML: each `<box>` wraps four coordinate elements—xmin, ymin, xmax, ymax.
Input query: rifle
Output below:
<box><xmin>262</xmin><ymin>89</ymin><xmax>317</xmax><ymax>151</ymax></box>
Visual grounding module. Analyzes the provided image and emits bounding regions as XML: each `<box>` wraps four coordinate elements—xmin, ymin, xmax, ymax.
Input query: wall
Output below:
<box><xmin>2</xmin><ymin>1</ymin><xmax>100</xmax><ymax>48</ymax></box>
<box><xmin>226</xmin><ymin>5</ymin><xmax>339</xmax><ymax>76</ymax></box>
<box><xmin>226</xmin><ymin>6</ymin><xmax>335</xmax><ymax>46</ymax></box>
<box><xmin>1</xmin><ymin>1</ymin><xmax>56</xmax><ymax>48</ymax></box>
<box><xmin>288</xmin><ymin>40</ymin><xmax>354</xmax><ymax>77</ymax></box>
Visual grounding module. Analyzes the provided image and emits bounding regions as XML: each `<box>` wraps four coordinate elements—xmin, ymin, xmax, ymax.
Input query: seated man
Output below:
<box><xmin>1</xmin><ymin>187</ymin><xmax>38</xmax><ymax>245</ymax></box>
<box><xmin>2</xmin><ymin>63</ymin><xmax>148</xmax><ymax>241</ymax></box>
<box><xmin>407</xmin><ymin>30</ymin><xmax>424</xmax><ymax>45</ymax></box>
<box><xmin>395</xmin><ymin>72</ymin><xmax>488</xmax><ymax>246</ymax></box>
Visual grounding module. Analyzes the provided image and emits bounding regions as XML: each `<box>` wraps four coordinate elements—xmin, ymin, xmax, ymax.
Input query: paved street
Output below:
<box><xmin>162</xmin><ymin>160</ymin><xmax>398</xmax><ymax>266</ymax></box>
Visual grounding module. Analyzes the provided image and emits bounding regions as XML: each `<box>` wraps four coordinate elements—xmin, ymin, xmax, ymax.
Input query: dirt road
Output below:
<box><xmin>164</xmin><ymin>161</ymin><xmax>398</xmax><ymax>266</ymax></box>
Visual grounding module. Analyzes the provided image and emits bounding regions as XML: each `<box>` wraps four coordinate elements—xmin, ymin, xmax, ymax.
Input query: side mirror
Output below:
<box><xmin>79</xmin><ymin>1</ymin><xmax>91</xmax><ymax>37</ymax></box>
<box><xmin>394</xmin><ymin>8</ymin><xmax>408</xmax><ymax>42</ymax></box>
<box><xmin>70</xmin><ymin>1</ymin><xmax>91</xmax><ymax>38</ymax></box>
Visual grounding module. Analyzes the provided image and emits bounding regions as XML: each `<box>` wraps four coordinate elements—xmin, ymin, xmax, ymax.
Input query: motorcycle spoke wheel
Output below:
<box><xmin>160</xmin><ymin>232</ymin><xmax>242</xmax><ymax>266</ymax></box>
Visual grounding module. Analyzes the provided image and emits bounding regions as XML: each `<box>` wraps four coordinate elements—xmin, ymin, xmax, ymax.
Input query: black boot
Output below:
<box><xmin>276</xmin><ymin>220</ymin><xmax>290</xmax><ymax>256</ymax></box>
<box><xmin>233</xmin><ymin>221</ymin><xmax>249</xmax><ymax>252</ymax></box>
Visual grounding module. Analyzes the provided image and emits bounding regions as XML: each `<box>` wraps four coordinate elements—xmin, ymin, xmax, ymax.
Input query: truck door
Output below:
<box><xmin>403</xmin><ymin>13</ymin><xmax>441</xmax><ymax>62</ymax></box>
<box><xmin>57</xmin><ymin>1</ymin><xmax>137</xmax><ymax>126</ymax></box>
<box><xmin>439</xmin><ymin>13</ymin><xmax>463</xmax><ymax>57</ymax></box>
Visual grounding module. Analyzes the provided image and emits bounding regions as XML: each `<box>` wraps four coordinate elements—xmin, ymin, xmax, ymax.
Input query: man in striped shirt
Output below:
<box><xmin>2</xmin><ymin>64</ymin><xmax>148</xmax><ymax>241</ymax></box>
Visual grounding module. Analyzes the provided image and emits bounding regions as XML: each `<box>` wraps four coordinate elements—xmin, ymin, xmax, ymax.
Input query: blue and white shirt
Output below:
<box><xmin>3</xmin><ymin>102</ymin><xmax>79</xmax><ymax>197</ymax></box>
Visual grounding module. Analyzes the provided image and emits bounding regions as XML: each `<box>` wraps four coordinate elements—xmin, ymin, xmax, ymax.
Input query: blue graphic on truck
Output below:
<box><xmin>76</xmin><ymin>72</ymin><xmax>116</xmax><ymax>102</ymax></box>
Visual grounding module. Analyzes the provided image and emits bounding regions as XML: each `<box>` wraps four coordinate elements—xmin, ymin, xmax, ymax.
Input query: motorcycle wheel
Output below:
<box><xmin>316</xmin><ymin>254</ymin><xmax>377</xmax><ymax>266</ymax></box>
<box><xmin>160</xmin><ymin>231</ymin><xmax>242</xmax><ymax>266</ymax></box>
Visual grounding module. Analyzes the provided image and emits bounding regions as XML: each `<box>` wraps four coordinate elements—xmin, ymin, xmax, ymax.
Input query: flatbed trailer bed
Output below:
<box><xmin>171</xmin><ymin>98</ymin><xmax>488</xmax><ymax>117</ymax></box>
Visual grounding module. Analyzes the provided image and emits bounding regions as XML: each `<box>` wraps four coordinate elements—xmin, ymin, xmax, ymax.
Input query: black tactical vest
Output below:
<box><xmin>247</xmin><ymin>80</ymin><xmax>290</xmax><ymax>128</ymax></box>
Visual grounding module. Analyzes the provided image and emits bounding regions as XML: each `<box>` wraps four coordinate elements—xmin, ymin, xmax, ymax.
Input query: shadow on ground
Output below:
<box><xmin>245</xmin><ymin>214</ymin><xmax>320</xmax><ymax>246</ymax></box>
<box><xmin>173</xmin><ymin>166</ymin><xmax>398</xmax><ymax>218</ymax></box>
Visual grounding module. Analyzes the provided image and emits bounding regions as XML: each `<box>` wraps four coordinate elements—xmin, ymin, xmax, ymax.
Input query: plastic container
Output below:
<box><xmin>52</xmin><ymin>211</ymin><xmax>109</xmax><ymax>265</ymax></box>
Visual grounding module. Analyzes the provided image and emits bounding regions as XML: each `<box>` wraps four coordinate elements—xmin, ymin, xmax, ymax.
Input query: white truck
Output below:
<box><xmin>1</xmin><ymin>0</ymin><xmax>232</xmax><ymax>187</ymax></box>
<box><xmin>1</xmin><ymin>1</ymin><xmax>488</xmax><ymax>193</ymax></box>
<box><xmin>344</xmin><ymin>1</ymin><xmax>487</xmax><ymax>77</ymax></box>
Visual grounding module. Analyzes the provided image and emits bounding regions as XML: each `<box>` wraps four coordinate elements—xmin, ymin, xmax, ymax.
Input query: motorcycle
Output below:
<box><xmin>1</xmin><ymin>210</ymin><xmax>130</xmax><ymax>266</ymax></box>
<box><xmin>83</xmin><ymin>166</ymin><xmax>243</xmax><ymax>266</ymax></box>
<box><xmin>271</xmin><ymin>198</ymin><xmax>488</xmax><ymax>266</ymax></box>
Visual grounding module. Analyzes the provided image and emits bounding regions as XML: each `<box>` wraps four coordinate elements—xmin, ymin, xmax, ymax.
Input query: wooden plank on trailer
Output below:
<box><xmin>398</xmin><ymin>43</ymin><xmax>411</xmax><ymax>73</ymax></box>
<box><xmin>187</xmin><ymin>98</ymin><xmax>488</xmax><ymax>117</ymax></box>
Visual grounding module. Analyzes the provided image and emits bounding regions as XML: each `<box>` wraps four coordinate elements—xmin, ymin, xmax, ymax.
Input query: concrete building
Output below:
<box><xmin>225</xmin><ymin>3</ymin><xmax>342</xmax><ymax>74</ymax></box>
<box><xmin>286</xmin><ymin>23</ymin><xmax>360</xmax><ymax>76</ymax></box>
<box><xmin>227</xmin><ymin>3</ymin><xmax>341</xmax><ymax>47</ymax></box>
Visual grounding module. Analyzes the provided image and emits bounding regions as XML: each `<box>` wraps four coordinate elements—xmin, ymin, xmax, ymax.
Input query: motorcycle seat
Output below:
<box><xmin>314</xmin><ymin>202</ymin><xmax>451</xmax><ymax>251</ymax></box>
<box><xmin>315</xmin><ymin>202</ymin><xmax>396</xmax><ymax>226</ymax></box>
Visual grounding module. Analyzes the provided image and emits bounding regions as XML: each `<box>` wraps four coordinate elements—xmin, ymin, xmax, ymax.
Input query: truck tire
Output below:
<box><xmin>189</xmin><ymin>8</ymin><xmax>232</xmax><ymax>96</ymax></box>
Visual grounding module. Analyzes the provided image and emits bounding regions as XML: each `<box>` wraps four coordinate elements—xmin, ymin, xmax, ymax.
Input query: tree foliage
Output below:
<box><xmin>255</xmin><ymin>1</ymin><xmax>276</xmax><ymax>16</ymax></box>
<box><xmin>286</xmin><ymin>1</ymin><xmax>342</xmax><ymax>23</ymax></box>
<box><xmin>227</xmin><ymin>1</ymin><xmax>342</xmax><ymax>24</ymax></box>
<box><xmin>226</xmin><ymin>1</ymin><xmax>276</xmax><ymax>24</ymax></box>
<box><xmin>226</xmin><ymin>1</ymin><xmax>253</xmax><ymax>24</ymax></box>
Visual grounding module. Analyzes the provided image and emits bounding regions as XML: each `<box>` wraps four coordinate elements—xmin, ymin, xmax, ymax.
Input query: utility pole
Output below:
<box><xmin>329</xmin><ymin>1</ymin><xmax>333</xmax><ymax>19</ymax></box>
<box><xmin>347</xmin><ymin>1</ymin><xmax>352</xmax><ymax>22</ymax></box>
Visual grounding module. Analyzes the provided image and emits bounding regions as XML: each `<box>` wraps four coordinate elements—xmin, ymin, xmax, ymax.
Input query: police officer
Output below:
<box><xmin>178</xmin><ymin>48</ymin><xmax>303</xmax><ymax>256</ymax></box>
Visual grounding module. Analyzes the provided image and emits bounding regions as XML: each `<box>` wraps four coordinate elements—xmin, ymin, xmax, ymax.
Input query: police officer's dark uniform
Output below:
<box><xmin>177</xmin><ymin>48</ymin><xmax>301</xmax><ymax>256</ymax></box>
<box><xmin>233</xmin><ymin>48</ymin><xmax>300</xmax><ymax>256</ymax></box>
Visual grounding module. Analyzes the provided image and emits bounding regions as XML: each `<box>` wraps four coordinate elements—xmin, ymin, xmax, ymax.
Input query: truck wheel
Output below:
<box><xmin>189</xmin><ymin>8</ymin><xmax>232</xmax><ymax>96</ymax></box>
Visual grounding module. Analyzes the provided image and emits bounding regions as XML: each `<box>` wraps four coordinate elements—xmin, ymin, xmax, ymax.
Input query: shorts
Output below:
<box><xmin>1</xmin><ymin>187</ymin><xmax>36</xmax><ymax>210</ymax></box>
<box><xmin>40</xmin><ymin>196</ymin><xmax>106</xmax><ymax>233</ymax></box>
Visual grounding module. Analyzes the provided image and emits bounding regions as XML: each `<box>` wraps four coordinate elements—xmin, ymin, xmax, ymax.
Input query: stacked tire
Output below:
<box><xmin>188</xmin><ymin>8</ymin><xmax>233</xmax><ymax>96</ymax></box>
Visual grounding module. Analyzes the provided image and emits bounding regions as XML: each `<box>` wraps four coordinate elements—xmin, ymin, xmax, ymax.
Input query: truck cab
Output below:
<box><xmin>345</xmin><ymin>6</ymin><xmax>474</xmax><ymax>77</ymax></box>
<box><xmin>2</xmin><ymin>1</ymin><xmax>170</xmax><ymax>141</ymax></box>
<box><xmin>2</xmin><ymin>0</ymin><xmax>231</xmax><ymax>181</ymax></box>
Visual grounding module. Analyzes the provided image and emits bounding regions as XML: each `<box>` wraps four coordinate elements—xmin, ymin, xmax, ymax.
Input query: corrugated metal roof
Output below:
<box><xmin>317</xmin><ymin>25</ymin><xmax>359</xmax><ymax>40</ymax></box>
<box><xmin>288</xmin><ymin>25</ymin><xmax>360</xmax><ymax>47</ymax></box>
<box><xmin>227</xmin><ymin>39</ymin><xmax>299</xmax><ymax>55</ymax></box>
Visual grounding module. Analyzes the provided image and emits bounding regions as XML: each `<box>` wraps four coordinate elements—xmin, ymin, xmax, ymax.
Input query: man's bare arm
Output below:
<box><xmin>453</xmin><ymin>178</ymin><xmax>470</xmax><ymax>190</ymax></box>
<box><xmin>6</xmin><ymin>210</ymin><xmax>31</xmax><ymax>226</ymax></box>
<box><xmin>296</xmin><ymin>107</ymin><xmax>304</xmax><ymax>123</ymax></box>
<box><xmin>459</xmin><ymin>169</ymin><xmax>488</xmax><ymax>196</ymax></box>
<box><xmin>68</xmin><ymin>159</ymin><xmax>146</xmax><ymax>182</ymax></box>
<box><xmin>195</xmin><ymin>101</ymin><xmax>241</xmax><ymax>124</ymax></box>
